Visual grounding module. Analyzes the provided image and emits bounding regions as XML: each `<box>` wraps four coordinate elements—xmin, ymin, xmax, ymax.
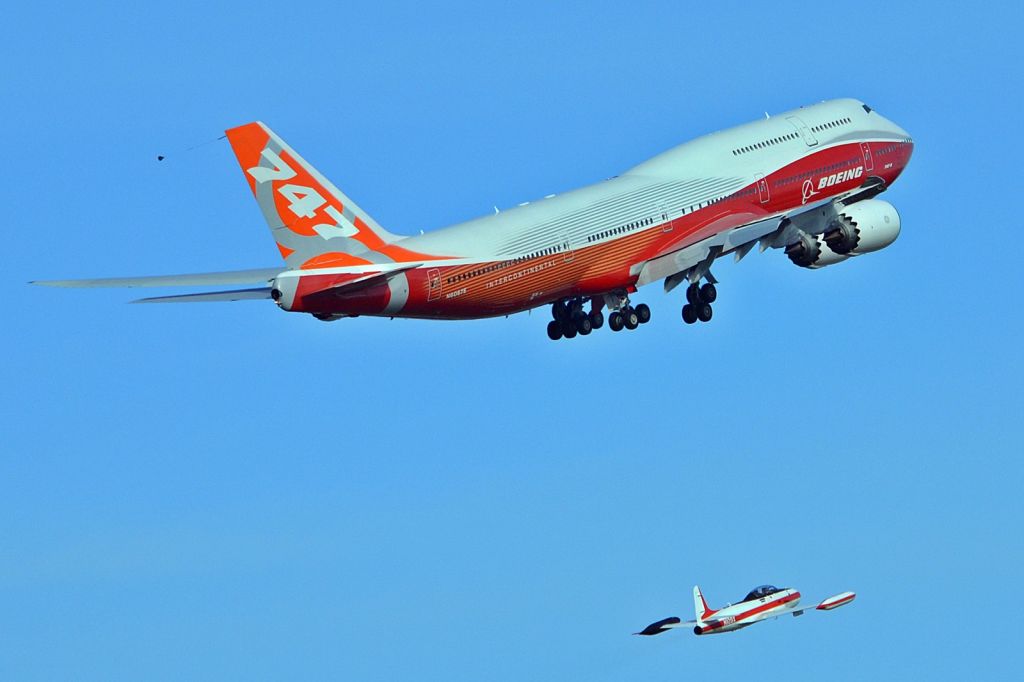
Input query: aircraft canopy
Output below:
<box><xmin>742</xmin><ymin>585</ymin><xmax>782</xmax><ymax>602</ymax></box>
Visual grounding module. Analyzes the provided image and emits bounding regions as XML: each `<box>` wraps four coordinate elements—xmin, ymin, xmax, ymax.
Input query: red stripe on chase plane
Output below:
<box><xmin>703</xmin><ymin>591</ymin><xmax>801</xmax><ymax>631</ymax></box>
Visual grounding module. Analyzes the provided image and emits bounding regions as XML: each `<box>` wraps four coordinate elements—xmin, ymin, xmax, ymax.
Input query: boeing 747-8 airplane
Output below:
<box><xmin>34</xmin><ymin>98</ymin><xmax>913</xmax><ymax>340</ymax></box>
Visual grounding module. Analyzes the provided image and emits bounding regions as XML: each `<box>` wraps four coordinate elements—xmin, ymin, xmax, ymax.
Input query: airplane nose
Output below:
<box><xmin>884</xmin><ymin>116</ymin><xmax>912</xmax><ymax>141</ymax></box>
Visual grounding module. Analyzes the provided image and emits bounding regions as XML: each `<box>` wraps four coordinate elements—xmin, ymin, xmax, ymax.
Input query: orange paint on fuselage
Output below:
<box><xmin>290</xmin><ymin>138</ymin><xmax>912</xmax><ymax>320</ymax></box>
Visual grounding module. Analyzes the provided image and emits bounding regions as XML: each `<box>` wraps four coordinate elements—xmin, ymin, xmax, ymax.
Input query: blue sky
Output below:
<box><xmin>3</xmin><ymin>1</ymin><xmax>1023</xmax><ymax>679</ymax></box>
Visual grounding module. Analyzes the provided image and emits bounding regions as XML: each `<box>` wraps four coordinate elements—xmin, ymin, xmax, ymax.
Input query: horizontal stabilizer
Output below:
<box><xmin>131</xmin><ymin>287</ymin><xmax>273</xmax><ymax>304</ymax></box>
<box><xmin>30</xmin><ymin>268</ymin><xmax>281</xmax><ymax>289</ymax></box>
<box><xmin>635</xmin><ymin>616</ymin><xmax>688</xmax><ymax>636</ymax></box>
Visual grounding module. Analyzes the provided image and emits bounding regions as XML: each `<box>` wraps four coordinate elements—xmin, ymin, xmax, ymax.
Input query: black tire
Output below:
<box><xmin>682</xmin><ymin>304</ymin><xmax>698</xmax><ymax>324</ymax></box>
<box><xmin>589</xmin><ymin>310</ymin><xmax>604</xmax><ymax>330</ymax></box>
<box><xmin>561</xmin><ymin>320</ymin><xmax>577</xmax><ymax>337</ymax></box>
<box><xmin>635</xmin><ymin>303</ymin><xmax>651</xmax><ymax>324</ymax></box>
<box><xmin>699</xmin><ymin>283</ymin><xmax>717</xmax><ymax>304</ymax></box>
<box><xmin>624</xmin><ymin>309</ymin><xmax>640</xmax><ymax>330</ymax></box>
<box><xmin>686</xmin><ymin>284</ymin><xmax>701</xmax><ymax>305</ymax></box>
<box><xmin>696</xmin><ymin>302</ymin><xmax>713</xmax><ymax>322</ymax></box>
<box><xmin>609</xmin><ymin>311</ymin><xmax>624</xmax><ymax>332</ymax></box>
<box><xmin>577</xmin><ymin>316</ymin><xmax>593</xmax><ymax>335</ymax></box>
<box><xmin>552</xmin><ymin>301</ymin><xmax>568</xmax><ymax>321</ymax></box>
<box><xmin>546</xmin><ymin>320</ymin><xmax>562</xmax><ymax>340</ymax></box>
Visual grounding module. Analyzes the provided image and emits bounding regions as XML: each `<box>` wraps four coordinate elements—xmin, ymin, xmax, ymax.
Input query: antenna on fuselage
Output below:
<box><xmin>494</xmin><ymin>206</ymin><xmax>500</xmax><ymax>214</ymax></box>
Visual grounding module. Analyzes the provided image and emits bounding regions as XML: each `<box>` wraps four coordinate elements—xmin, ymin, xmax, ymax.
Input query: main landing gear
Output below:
<box><xmin>547</xmin><ymin>297</ymin><xmax>604</xmax><ymax>340</ymax></box>
<box><xmin>681</xmin><ymin>282</ymin><xmax>716</xmax><ymax>325</ymax></box>
<box><xmin>608</xmin><ymin>303</ymin><xmax>650</xmax><ymax>332</ymax></box>
<box><xmin>546</xmin><ymin>295</ymin><xmax>650</xmax><ymax>340</ymax></box>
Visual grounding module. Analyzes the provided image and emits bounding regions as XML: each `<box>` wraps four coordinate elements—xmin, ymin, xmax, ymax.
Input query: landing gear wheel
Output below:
<box><xmin>696</xmin><ymin>303</ymin><xmax>713</xmax><ymax>322</ymax></box>
<box><xmin>552</xmin><ymin>301</ymin><xmax>568</xmax><ymax>321</ymax></box>
<box><xmin>635</xmin><ymin>303</ymin><xmax>651</xmax><ymax>324</ymax></box>
<box><xmin>623</xmin><ymin>308</ymin><xmax>640</xmax><ymax>330</ymax></box>
<box><xmin>609</xmin><ymin>311</ymin><xmax>624</xmax><ymax>332</ymax></box>
<box><xmin>699</xmin><ymin>283</ymin><xmax>717</xmax><ymax>304</ymax></box>
<box><xmin>686</xmin><ymin>284</ymin><xmax>701</xmax><ymax>305</ymax></box>
<box><xmin>546</xmin><ymin>320</ymin><xmax>562</xmax><ymax>340</ymax></box>
<box><xmin>561</xmin><ymin>320</ymin><xmax>577</xmax><ymax>338</ymax></box>
<box><xmin>682</xmin><ymin>304</ymin><xmax>698</xmax><ymax>324</ymax></box>
<box><xmin>589</xmin><ymin>310</ymin><xmax>604</xmax><ymax>330</ymax></box>
<box><xmin>577</xmin><ymin>315</ymin><xmax>593</xmax><ymax>335</ymax></box>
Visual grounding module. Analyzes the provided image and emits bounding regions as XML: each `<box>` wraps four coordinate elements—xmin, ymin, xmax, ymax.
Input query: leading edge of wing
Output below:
<box><xmin>131</xmin><ymin>287</ymin><xmax>273</xmax><ymax>304</ymax></box>
<box><xmin>30</xmin><ymin>267</ymin><xmax>282</xmax><ymax>289</ymax></box>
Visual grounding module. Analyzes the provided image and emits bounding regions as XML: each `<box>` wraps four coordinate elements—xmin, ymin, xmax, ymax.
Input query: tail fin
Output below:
<box><xmin>225</xmin><ymin>122</ymin><xmax>418</xmax><ymax>270</ymax></box>
<box><xmin>694</xmin><ymin>586</ymin><xmax>715</xmax><ymax>621</ymax></box>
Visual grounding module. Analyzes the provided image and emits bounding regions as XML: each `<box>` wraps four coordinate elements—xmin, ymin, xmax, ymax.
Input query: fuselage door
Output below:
<box><xmin>755</xmin><ymin>173</ymin><xmax>771</xmax><ymax>204</ymax></box>
<box><xmin>660</xmin><ymin>203</ymin><xmax>672</xmax><ymax>232</ymax></box>
<box><xmin>427</xmin><ymin>268</ymin><xmax>442</xmax><ymax>301</ymax></box>
<box><xmin>787</xmin><ymin>116</ymin><xmax>818</xmax><ymax>146</ymax></box>
<box><xmin>860</xmin><ymin>142</ymin><xmax>875</xmax><ymax>172</ymax></box>
<box><xmin>561</xmin><ymin>233</ymin><xmax>574</xmax><ymax>262</ymax></box>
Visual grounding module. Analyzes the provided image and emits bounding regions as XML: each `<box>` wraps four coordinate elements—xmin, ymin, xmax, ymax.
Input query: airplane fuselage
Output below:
<box><xmin>694</xmin><ymin>588</ymin><xmax>802</xmax><ymax>635</ymax></box>
<box><xmin>270</xmin><ymin>98</ymin><xmax>913</xmax><ymax>320</ymax></box>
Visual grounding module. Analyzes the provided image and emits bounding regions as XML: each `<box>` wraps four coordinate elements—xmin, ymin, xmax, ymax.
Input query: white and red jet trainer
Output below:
<box><xmin>636</xmin><ymin>584</ymin><xmax>855</xmax><ymax>637</ymax></box>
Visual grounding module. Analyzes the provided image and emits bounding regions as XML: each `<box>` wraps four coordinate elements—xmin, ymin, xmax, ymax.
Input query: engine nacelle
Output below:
<box><xmin>786</xmin><ymin>199</ymin><xmax>900</xmax><ymax>269</ymax></box>
<box><xmin>823</xmin><ymin>199</ymin><xmax>901</xmax><ymax>256</ymax></box>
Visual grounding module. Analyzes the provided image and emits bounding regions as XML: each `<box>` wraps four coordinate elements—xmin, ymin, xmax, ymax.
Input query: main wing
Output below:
<box><xmin>634</xmin><ymin>178</ymin><xmax>888</xmax><ymax>290</ymax></box>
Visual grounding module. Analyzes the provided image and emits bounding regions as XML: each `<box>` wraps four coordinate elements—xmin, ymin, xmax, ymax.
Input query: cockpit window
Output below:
<box><xmin>862</xmin><ymin>104</ymin><xmax>873</xmax><ymax>113</ymax></box>
<box><xmin>742</xmin><ymin>585</ymin><xmax>781</xmax><ymax>601</ymax></box>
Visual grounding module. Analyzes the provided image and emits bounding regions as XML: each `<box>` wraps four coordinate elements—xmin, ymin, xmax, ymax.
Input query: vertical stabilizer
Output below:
<box><xmin>693</xmin><ymin>585</ymin><xmax>715</xmax><ymax>621</ymax></box>
<box><xmin>224</xmin><ymin>122</ymin><xmax>421</xmax><ymax>270</ymax></box>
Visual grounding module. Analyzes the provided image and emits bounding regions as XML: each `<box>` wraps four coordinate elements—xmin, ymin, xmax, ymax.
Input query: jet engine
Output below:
<box><xmin>785</xmin><ymin>231</ymin><xmax>848</xmax><ymax>269</ymax></box>
<box><xmin>786</xmin><ymin>199</ymin><xmax>901</xmax><ymax>269</ymax></box>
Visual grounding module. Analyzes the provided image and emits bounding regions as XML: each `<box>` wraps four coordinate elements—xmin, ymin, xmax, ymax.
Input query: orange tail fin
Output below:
<box><xmin>225</xmin><ymin>122</ymin><xmax>407</xmax><ymax>270</ymax></box>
